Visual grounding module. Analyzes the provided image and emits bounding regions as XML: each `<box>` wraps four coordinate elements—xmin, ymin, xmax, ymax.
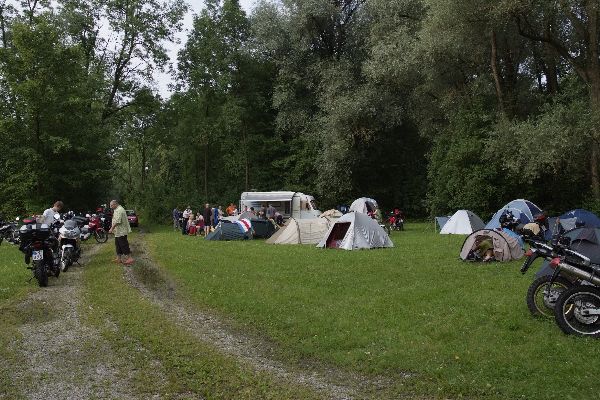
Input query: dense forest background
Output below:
<box><xmin>1</xmin><ymin>0</ymin><xmax>600</xmax><ymax>221</ymax></box>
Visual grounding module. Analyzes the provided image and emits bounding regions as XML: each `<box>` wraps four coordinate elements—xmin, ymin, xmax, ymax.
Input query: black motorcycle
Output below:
<box><xmin>18</xmin><ymin>222</ymin><xmax>61</xmax><ymax>287</ymax></box>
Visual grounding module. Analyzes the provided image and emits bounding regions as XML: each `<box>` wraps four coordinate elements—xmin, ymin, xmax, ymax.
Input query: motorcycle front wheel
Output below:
<box><xmin>555</xmin><ymin>285</ymin><xmax>600</xmax><ymax>337</ymax></box>
<box><xmin>33</xmin><ymin>260</ymin><xmax>48</xmax><ymax>287</ymax></box>
<box><xmin>526</xmin><ymin>275</ymin><xmax>573</xmax><ymax>318</ymax></box>
<box><xmin>61</xmin><ymin>248</ymin><xmax>72</xmax><ymax>272</ymax></box>
<box><xmin>95</xmin><ymin>229</ymin><xmax>108</xmax><ymax>243</ymax></box>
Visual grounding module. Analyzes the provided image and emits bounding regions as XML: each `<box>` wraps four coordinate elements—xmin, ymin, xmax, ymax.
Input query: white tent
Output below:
<box><xmin>317</xmin><ymin>212</ymin><xmax>393</xmax><ymax>250</ymax></box>
<box><xmin>440</xmin><ymin>210</ymin><xmax>486</xmax><ymax>235</ymax></box>
<box><xmin>349</xmin><ymin>197</ymin><xmax>378</xmax><ymax>214</ymax></box>
<box><xmin>266</xmin><ymin>217</ymin><xmax>335</xmax><ymax>245</ymax></box>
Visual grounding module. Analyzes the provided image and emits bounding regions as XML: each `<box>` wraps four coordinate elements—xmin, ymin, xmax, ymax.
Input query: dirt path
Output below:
<box><xmin>8</xmin><ymin>244</ymin><xmax>138</xmax><ymax>400</ymax></box>
<box><xmin>125</xmin><ymin>237</ymin><xmax>409</xmax><ymax>400</ymax></box>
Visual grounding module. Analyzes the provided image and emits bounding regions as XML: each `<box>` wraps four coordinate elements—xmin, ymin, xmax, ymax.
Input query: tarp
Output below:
<box><xmin>317</xmin><ymin>212</ymin><xmax>393</xmax><ymax>250</ymax></box>
<box><xmin>485</xmin><ymin>199</ymin><xmax>543</xmax><ymax>229</ymax></box>
<box><xmin>267</xmin><ymin>217</ymin><xmax>335</xmax><ymax>245</ymax></box>
<box><xmin>349</xmin><ymin>198</ymin><xmax>378</xmax><ymax>214</ymax></box>
<box><xmin>440</xmin><ymin>210</ymin><xmax>485</xmax><ymax>235</ymax></box>
<box><xmin>459</xmin><ymin>229</ymin><xmax>524</xmax><ymax>262</ymax></box>
<box><xmin>205</xmin><ymin>222</ymin><xmax>250</xmax><ymax>241</ymax></box>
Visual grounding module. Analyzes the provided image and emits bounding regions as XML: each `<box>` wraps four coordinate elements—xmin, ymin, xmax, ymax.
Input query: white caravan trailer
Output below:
<box><xmin>239</xmin><ymin>192</ymin><xmax>321</xmax><ymax>219</ymax></box>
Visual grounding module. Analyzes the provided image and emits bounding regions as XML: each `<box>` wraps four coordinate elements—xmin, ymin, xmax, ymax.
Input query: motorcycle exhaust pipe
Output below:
<box><xmin>556</xmin><ymin>262</ymin><xmax>600</xmax><ymax>286</ymax></box>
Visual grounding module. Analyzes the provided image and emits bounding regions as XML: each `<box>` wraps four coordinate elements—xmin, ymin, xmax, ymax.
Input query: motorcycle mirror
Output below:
<box><xmin>15</xmin><ymin>217</ymin><xmax>20</xmax><ymax>221</ymax></box>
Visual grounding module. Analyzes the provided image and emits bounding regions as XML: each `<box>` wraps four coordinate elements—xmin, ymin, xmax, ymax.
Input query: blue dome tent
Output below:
<box><xmin>485</xmin><ymin>199</ymin><xmax>543</xmax><ymax>230</ymax></box>
<box><xmin>556</xmin><ymin>209</ymin><xmax>600</xmax><ymax>232</ymax></box>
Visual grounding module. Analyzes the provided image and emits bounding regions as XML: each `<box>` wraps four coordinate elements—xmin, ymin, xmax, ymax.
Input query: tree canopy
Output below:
<box><xmin>1</xmin><ymin>0</ymin><xmax>599</xmax><ymax>219</ymax></box>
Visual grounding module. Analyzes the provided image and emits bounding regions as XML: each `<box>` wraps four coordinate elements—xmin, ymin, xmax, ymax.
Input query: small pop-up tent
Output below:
<box><xmin>317</xmin><ymin>212</ymin><xmax>393</xmax><ymax>250</ymax></box>
<box><xmin>440</xmin><ymin>210</ymin><xmax>485</xmax><ymax>235</ymax></box>
<box><xmin>251</xmin><ymin>219</ymin><xmax>277</xmax><ymax>239</ymax></box>
<box><xmin>266</xmin><ymin>217</ymin><xmax>335</xmax><ymax>245</ymax></box>
<box><xmin>485</xmin><ymin>199</ymin><xmax>543</xmax><ymax>229</ymax></box>
<box><xmin>459</xmin><ymin>229</ymin><xmax>524</xmax><ymax>262</ymax></box>
<box><xmin>349</xmin><ymin>198</ymin><xmax>378</xmax><ymax>214</ymax></box>
<box><xmin>205</xmin><ymin>221</ymin><xmax>251</xmax><ymax>241</ymax></box>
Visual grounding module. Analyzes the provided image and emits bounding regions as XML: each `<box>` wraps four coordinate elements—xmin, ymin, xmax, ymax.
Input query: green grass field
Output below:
<box><xmin>2</xmin><ymin>223</ymin><xmax>600</xmax><ymax>399</ymax></box>
<box><xmin>0</xmin><ymin>241</ymin><xmax>32</xmax><ymax>306</ymax></box>
<box><xmin>144</xmin><ymin>223</ymin><xmax>600</xmax><ymax>399</ymax></box>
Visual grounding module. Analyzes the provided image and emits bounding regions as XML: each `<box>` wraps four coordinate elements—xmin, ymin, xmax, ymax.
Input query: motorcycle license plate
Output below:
<box><xmin>32</xmin><ymin>250</ymin><xmax>43</xmax><ymax>261</ymax></box>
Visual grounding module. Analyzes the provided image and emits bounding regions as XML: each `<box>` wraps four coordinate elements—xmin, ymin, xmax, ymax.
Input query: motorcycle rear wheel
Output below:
<box><xmin>526</xmin><ymin>275</ymin><xmax>573</xmax><ymax>318</ymax></box>
<box><xmin>555</xmin><ymin>285</ymin><xmax>600</xmax><ymax>337</ymax></box>
<box><xmin>33</xmin><ymin>261</ymin><xmax>48</xmax><ymax>287</ymax></box>
<box><xmin>95</xmin><ymin>229</ymin><xmax>108</xmax><ymax>243</ymax></box>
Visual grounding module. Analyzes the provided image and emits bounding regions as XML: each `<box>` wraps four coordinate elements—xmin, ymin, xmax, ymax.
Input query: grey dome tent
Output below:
<box><xmin>440</xmin><ymin>210</ymin><xmax>485</xmax><ymax>235</ymax></box>
<box><xmin>349</xmin><ymin>198</ymin><xmax>378</xmax><ymax>214</ymax></box>
<box><xmin>317</xmin><ymin>212</ymin><xmax>393</xmax><ymax>250</ymax></box>
<box><xmin>435</xmin><ymin>216</ymin><xmax>452</xmax><ymax>232</ymax></box>
<box><xmin>459</xmin><ymin>229</ymin><xmax>524</xmax><ymax>262</ymax></box>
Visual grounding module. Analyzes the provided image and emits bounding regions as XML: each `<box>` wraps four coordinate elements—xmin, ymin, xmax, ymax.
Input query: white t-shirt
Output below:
<box><xmin>42</xmin><ymin>208</ymin><xmax>57</xmax><ymax>225</ymax></box>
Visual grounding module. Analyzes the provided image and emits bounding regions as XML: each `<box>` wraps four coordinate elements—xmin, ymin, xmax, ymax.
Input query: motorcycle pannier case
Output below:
<box><xmin>19</xmin><ymin>223</ymin><xmax>51</xmax><ymax>242</ymax></box>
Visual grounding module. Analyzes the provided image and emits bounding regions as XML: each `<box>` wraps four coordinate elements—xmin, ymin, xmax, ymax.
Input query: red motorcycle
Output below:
<box><xmin>88</xmin><ymin>214</ymin><xmax>108</xmax><ymax>243</ymax></box>
<box><xmin>75</xmin><ymin>214</ymin><xmax>108</xmax><ymax>244</ymax></box>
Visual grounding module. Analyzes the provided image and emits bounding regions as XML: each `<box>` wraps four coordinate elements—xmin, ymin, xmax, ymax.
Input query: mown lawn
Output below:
<box><xmin>144</xmin><ymin>223</ymin><xmax>600</xmax><ymax>400</ymax></box>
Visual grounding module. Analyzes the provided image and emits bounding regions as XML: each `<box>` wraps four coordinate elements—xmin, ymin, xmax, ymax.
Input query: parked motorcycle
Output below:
<box><xmin>87</xmin><ymin>214</ymin><xmax>108</xmax><ymax>243</ymax></box>
<box><xmin>521</xmin><ymin>237</ymin><xmax>576</xmax><ymax>318</ymax></box>
<box><xmin>18</xmin><ymin>221</ymin><xmax>60</xmax><ymax>287</ymax></box>
<box><xmin>545</xmin><ymin>238</ymin><xmax>600</xmax><ymax>337</ymax></box>
<box><xmin>58</xmin><ymin>219</ymin><xmax>82</xmax><ymax>272</ymax></box>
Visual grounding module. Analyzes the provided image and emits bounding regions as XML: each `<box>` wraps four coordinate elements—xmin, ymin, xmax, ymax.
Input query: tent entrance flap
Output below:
<box><xmin>326</xmin><ymin>222</ymin><xmax>351</xmax><ymax>248</ymax></box>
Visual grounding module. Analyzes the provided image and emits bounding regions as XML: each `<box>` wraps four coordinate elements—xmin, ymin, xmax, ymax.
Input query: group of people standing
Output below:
<box><xmin>173</xmin><ymin>202</ymin><xmax>284</xmax><ymax>237</ymax></box>
<box><xmin>173</xmin><ymin>203</ymin><xmax>237</xmax><ymax>236</ymax></box>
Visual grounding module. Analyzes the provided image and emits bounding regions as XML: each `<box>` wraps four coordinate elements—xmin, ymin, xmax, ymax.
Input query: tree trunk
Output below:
<box><xmin>141</xmin><ymin>143</ymin><xmax>146</xmax><ymax>190</ymax></box>
<box><xmin>490</xmin><ymin>30</ymin><xmax>505</xmax><ymax>114</ymax></box>
<box><xmin>242</xmin><ymin>122</ymin><xmax>249</xmax><ymax>191</ymax></box>
<box><xmin>204</xmin><ymin>144</ymin><xmax>209</xmax><ymax>201</ymax></box>
<box><xmin>590</xmin><ymin>78</ymin><xmax>600</xmax><ymax>200</ymax></box>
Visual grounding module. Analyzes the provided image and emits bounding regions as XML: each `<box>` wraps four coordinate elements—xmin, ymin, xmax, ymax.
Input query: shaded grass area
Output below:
<box><xmin>82</xmin><ymin>241</ymin><xmax>321</xmax><ymax>400</ymax></box>
<box><xmin>0</xmin><ymin>243</ymin><xmax>32</xmax><ymax>306</ymax></box>
<box><xmin>0</xmin><ymin>243</ymin><xmax>32</xmax><ymax>399</ymax></box>
<box><xmin>144</xmin><ymin>223</ymin><xmax>600</xmax><ymax>399</ymax></box>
